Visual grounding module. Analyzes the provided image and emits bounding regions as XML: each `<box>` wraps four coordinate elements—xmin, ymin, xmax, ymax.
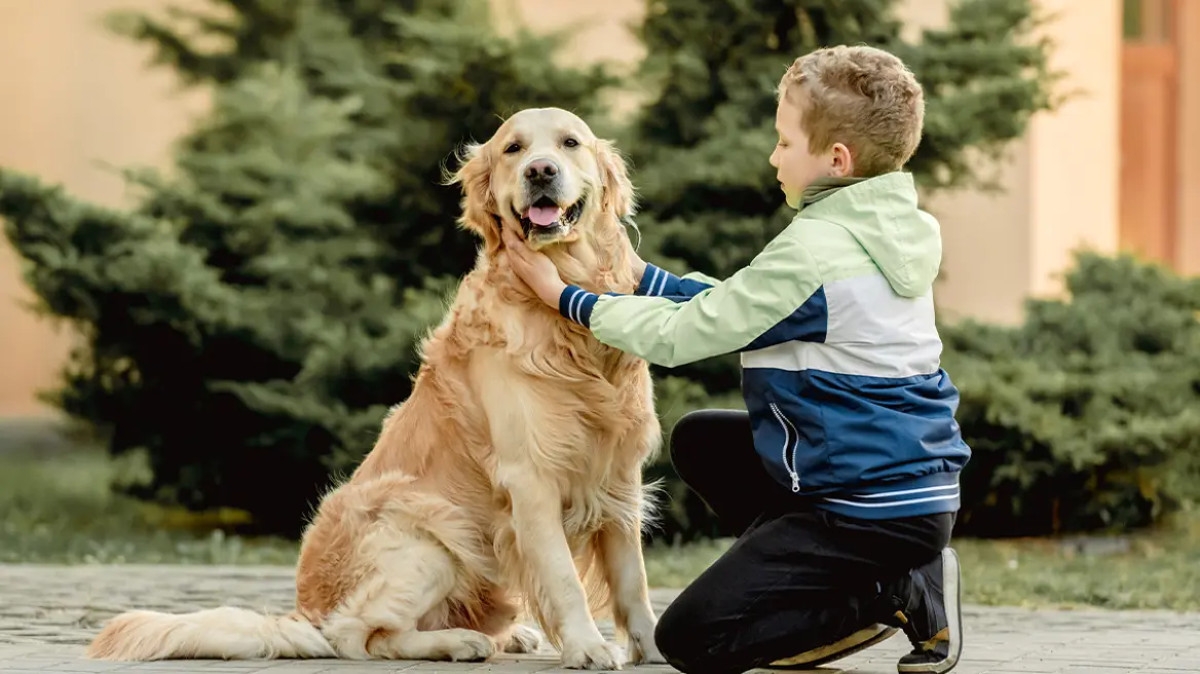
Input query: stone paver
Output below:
<box><xmin>2</xmin><ymin>564</ymin><xmax>1199</xmax><ymax>673</ymax></box>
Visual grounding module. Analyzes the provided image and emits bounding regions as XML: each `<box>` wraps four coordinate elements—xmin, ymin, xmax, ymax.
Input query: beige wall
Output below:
<box><xmin>1027</xmin><ymin>0</ymin><xmax>1122</xmax><ymax>297</ymax></box>
<box><xmin>1019</xmin><ymin>0</ymin><xmax>1200</xmax><ymax>291</ymax></box>
<box><xmin>1178</xmin><ymin>0</ymin><xmax>1200</xmax><ymax>276</ymax></box>
<box><xmin>0</xmin><ymin>0</ymin><xmax>210</xmax><ymax>207</ymax></box>
<box><xmin>910</xmin><ymin>0</ymin><xmax>1122</xmax><ymax>322</ymax></box>
<box><xmin>0</xmin><ymin>0</ymin><xmax>209</xmax><ymax>416</ymax></box>
<box><xmin>492</xmin><ymin>0</ymin><xmax>648</xmax><ymax>118</ymax></box>
<box><xmin>493</xmin><ymin>0</ymin><xmax>646</xmax><ymax>66</ymax></box>
<box><xmin>921</xmin><ymin>143</ymin><xmax>1035</xmax><ymax>325</ymax></box>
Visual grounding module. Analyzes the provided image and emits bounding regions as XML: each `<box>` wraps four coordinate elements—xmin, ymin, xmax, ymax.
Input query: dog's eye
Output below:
<box><xmin>563</xmin><ymin>137</ymin><xmax>579</xmax><ymax>148</ymax></box>
<box><xmin>504</xmin><ymin>143</ymin><xmax>521</xmax><ymax>154</ymax></box>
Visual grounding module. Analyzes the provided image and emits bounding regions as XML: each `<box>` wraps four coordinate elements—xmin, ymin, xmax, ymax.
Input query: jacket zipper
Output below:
<box><xmin>768</xmin><ymin>402</ymin><xmax>801</xmax><ymax>493</ymax></box>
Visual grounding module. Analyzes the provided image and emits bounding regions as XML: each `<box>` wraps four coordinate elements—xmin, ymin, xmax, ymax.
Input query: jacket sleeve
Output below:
<box><xmin>558</xmin><ymin>234</ymin><xmax>825</xmax><ymax>368</ymax></box>
<box><xmin>634</xmin><ymin>263</ymin><xmax>720</xmax><ymax>299</ymax></box>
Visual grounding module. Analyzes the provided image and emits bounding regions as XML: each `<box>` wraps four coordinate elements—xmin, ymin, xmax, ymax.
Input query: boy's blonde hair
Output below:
<box><xmin>777</xmin><ymin>45</ymin><xmax>924</xmax><ymax>177</ymax></box>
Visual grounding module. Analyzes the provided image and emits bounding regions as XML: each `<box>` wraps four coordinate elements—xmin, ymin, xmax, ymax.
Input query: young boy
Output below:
<box><xmin>502</xmin><ymin>45</ymin><xmax>969</xmax><ymax>674</ymax></box>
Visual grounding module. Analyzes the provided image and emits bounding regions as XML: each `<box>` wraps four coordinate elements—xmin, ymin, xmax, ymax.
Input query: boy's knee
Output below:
<box><xmin>654</xmin><ymin>612</ymin><xmax>698</xmax><ymax>673</ymax></box>
<box><xmin>669</xmin><ymin>409</ymin><xmax>737</xmax><ymax>467</ymax></box>
<box><xmin>668</xmin><ymin>409</ymin><xmax>706</xmax><ymax>447</ymax></box>
<box><xmin>667</xmin><ymin>411</ymin><xmax>706</xmax><ymax>470</ymax></box>
<box><xmin>654</xmin><ymin>597</ymin><xmax>720</xmax><ymax>674</ymax></box>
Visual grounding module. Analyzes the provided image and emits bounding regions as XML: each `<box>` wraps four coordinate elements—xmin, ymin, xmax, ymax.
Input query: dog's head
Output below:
<box><xmin>447</xmin><ymin>107</ymin><xmax>636</xmax><ymax>255</ymax></box>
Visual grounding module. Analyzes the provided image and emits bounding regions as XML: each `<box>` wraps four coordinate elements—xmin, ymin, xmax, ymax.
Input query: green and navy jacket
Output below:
<box><xmin>558</xmin><ymin>172</ymin><xmax>971</xmax><ymax>520</ymax></box>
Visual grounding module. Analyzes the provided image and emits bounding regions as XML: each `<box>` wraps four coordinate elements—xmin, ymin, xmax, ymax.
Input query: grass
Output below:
<box><xmin>0</xmin><ymin>444</ymin><xmax>300</xmax><ymax>565</ymax></box>
<box><xmin>3</xmin><ymin>421</ymin><xmax>1200</xmax><ymax>610</ymax></box>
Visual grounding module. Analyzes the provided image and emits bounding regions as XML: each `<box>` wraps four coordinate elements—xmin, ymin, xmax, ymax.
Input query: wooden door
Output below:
<box><xmin>1119</xmin><ymin>0</ymin><xmax>1180</xmax><ymax>265</ymax></box>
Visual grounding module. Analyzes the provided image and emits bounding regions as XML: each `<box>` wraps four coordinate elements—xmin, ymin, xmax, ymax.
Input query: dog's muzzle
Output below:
<box><xmin>514</xmin><ymin>158</ymin><xmax>585</xmax><ymax>239</ymax></box>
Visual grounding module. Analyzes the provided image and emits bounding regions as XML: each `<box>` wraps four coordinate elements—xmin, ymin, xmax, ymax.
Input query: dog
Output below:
<box><xmin>83</xmin><ymin>107</ymin><xmax>666</xmax><ymax>670</ymax></box>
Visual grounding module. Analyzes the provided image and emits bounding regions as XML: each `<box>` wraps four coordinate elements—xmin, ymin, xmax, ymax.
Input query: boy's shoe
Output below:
<box><xmin>767</xmin><ymin>622</ymin><xmax>898</xmax><ymax>669</ymax></box>
<box><xmin>890</xmin><ymin>547</ymin><xmax>962</xmax><ymax>673</ymax></box>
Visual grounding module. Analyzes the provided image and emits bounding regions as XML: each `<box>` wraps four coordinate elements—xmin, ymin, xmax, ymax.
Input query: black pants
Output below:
<box><xmin>654</xmin><ymin>410</ymin><xmax>954</xmax><ymax>674</ymax></box>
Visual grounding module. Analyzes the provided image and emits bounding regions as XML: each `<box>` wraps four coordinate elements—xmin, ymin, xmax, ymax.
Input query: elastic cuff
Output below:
<box><xmin>636</xmin><ymin>263</ymin><xmax>678</xmax><ymax>297</ymax></box>
<box><xmin>559</xmin><ymin>284</ymin><xmax>600</xmax><ymax>327</ymax></box>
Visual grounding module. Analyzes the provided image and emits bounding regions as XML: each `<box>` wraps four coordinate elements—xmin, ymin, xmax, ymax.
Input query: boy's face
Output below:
<box><xmin>769</xmin><ymin>93</ymin><xmax>853</xmax><ymax>209</ymax></box>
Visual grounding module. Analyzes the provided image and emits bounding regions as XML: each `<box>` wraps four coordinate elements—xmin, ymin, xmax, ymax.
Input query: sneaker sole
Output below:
<box><xmin>897</xmin><ymin>547</ymin><xmax>962</xmax><ymax>674</ymax></box>
<box><xmin>767</xmin><ymin>623</ymin><xmax>899</xmax><ymax>669</ymax></box>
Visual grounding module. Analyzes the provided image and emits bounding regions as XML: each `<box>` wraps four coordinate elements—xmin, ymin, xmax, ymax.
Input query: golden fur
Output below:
<box><xmin>84</xmin><ymin>108</ymin><xmax>665</xmax><ymax>670</ymax></box>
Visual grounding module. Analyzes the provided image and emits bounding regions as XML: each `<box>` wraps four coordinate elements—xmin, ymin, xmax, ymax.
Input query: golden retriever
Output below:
<box><xmin>84</xmin><ymin>107</ymin><xmax>665</xmax><ymax>670</ymax></box>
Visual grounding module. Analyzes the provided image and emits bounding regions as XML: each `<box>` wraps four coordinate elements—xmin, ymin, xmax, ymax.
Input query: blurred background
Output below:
<box><xmin>1</xmin><ymin>0</ymin><xmax>1198</xmax><ymax>609</ymax></box>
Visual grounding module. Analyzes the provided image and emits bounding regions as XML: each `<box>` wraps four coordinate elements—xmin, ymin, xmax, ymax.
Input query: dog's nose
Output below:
<box><xmin>524</xmin><ymin>159</ymin><xmax>559</xmax><ymax>185</ymax></box>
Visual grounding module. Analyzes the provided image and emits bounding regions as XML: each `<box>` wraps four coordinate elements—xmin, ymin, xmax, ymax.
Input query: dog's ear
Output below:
<box><xmin>445</xmin><ymin>141</ymin><xmax>501</xmax><ymax>254</ymax></box>
<box><xmin>596</xmin><ymin>139</ymin><xmax>637</xmax><ymax>219</ymax></box>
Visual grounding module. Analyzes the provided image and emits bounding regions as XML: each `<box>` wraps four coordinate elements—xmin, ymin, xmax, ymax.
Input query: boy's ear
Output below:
<box><xmin>829</xmin><ymin>142</ymin><xmax>855</xmax><ymax>178</ymax></box>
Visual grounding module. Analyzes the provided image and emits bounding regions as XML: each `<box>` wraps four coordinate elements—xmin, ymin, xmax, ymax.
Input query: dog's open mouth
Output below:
<box><xmin>514</xmin><ymin>195</ymin><xmax>585</xmax><ymax>239</ymax></box>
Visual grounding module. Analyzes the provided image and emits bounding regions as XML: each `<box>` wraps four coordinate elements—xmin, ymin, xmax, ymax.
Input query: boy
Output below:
<box><xmin>502</xmin><ymin>45</ymin><xmax>969</xmax><ymax>674</ymax></box>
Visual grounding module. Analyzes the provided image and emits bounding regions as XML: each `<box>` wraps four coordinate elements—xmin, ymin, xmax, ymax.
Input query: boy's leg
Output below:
<box><xmin>669</xmin><ymin>409</ymin><xmax>784</xmax><ymax>536</ymax></box>
<box><xmin>653</xmin><ymin>509</ymin><xmax>953</xmax><ymax>674</ymax></box>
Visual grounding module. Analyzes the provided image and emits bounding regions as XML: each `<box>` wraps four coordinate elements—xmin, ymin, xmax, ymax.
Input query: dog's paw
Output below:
<box><xmin>627</xmin><ymin>631</ymin><xmax>667</xmax><ymax>666</ymax></box>
<box><xmin>505</xmin><ymin>624</ymin><xmax>545</xmax><ymax>654</ymax></box>
<box><xmin>444</xmin><ymin>629</ymin><xmax>496</xmax><ymax>662</ymax></box>
<box><xmin>561</xmin><ymin>639</ymin><xmax>625</xmax><ymax>670</ymax></box>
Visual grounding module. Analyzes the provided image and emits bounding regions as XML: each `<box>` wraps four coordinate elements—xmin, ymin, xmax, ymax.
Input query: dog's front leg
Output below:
<box><xmin>599</xmin><ymin>515</ymin><xmax>665</xmax><ymax>665</ymax></box>
<box><xmin>503</xmin><ymin>471</ymin><xmax>624</xmax><ymax>670</ymax></box>
<box><xmin>474</xmin><ymin>349</ymin><xmax>623</xmax><ymax>669</ymax></box>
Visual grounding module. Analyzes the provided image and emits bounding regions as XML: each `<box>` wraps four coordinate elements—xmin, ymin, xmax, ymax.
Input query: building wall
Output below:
<box><xmin>491</xmin><ymin>0</ymin><xmax>648</xmax><ymax>118</ymax></box>
<box><xmin>1177</xmin><ymin>0</ymin><xmax>1200</xmax><ymax>276</ymax></box>
<box><xmin>1027</xmin><ymin>0</ymin><xmax>1122</xmax><ymax>298</ymax></box>
<box><xmin>0</xmin><ymin>0</ymin><xmax>209</xmax><ymax>416</ymax></box>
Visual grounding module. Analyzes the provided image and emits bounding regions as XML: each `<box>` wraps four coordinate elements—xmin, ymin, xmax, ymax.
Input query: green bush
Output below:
<box><xmin>944</xmin><ymin>252</ymin><xmax>1200</xmax><ymax>537</ymax></box>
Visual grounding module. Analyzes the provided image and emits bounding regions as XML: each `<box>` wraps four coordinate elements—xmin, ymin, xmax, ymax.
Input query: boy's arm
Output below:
<box><xmin>559</xmin><ymin>235</ymin><xmax>824</xmax><ymax>368</ymax></box>
<box><xmin>634</xmin><ymin>263</ymin><xmax>721</xmax><ymax>299</ymax></box>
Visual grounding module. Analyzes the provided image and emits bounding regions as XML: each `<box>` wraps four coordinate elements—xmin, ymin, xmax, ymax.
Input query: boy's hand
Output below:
<box><xmin>501</xmin><ymin>227</ymin><xmax>566</xmax><ymax>308</ymax></box>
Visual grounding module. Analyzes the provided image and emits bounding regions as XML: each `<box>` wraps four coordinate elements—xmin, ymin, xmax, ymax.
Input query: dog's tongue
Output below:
<box><xmin>526</xmin><ymin>205</ymin><xmax>562</xmax><ymax>227</ymax></box>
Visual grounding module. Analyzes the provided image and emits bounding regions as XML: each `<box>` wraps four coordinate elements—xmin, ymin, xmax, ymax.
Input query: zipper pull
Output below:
<box><xmin>791</xmin><ymin>473</ymin><xmax>800</xmax><ymax>493</ymax></box>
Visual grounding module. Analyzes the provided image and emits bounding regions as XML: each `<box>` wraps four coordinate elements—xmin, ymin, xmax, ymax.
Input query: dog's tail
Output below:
<box><xmin>85</xmin><ymin>606</ymin><xmax>336</xmax><ymax>661</ymax></box>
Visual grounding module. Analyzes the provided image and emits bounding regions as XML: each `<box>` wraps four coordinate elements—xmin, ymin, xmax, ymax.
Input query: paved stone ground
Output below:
<box><xmin>2</xmin><ymin>565</ymin><xmax>1200</xmax><ymax>673</ymax></box>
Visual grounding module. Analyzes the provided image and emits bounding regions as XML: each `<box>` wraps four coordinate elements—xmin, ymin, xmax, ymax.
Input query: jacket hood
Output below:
<box><xmin>799</xmin><ymin>172</ymin><xmax>941</xmax><ymax>298</ymax></box>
